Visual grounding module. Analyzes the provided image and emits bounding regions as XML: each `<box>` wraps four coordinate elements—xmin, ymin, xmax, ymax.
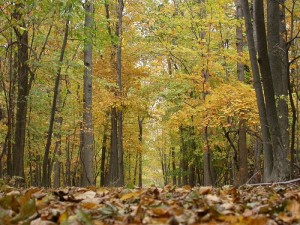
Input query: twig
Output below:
<box><xmin>246</xmin><ymin>177</ymin><xmax>300</xmax><ymax>186</ymax></box>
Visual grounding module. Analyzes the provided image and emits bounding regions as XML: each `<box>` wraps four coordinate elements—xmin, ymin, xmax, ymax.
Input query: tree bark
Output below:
<box><xmin>235</xmin><ymin>0</ymin><xmax>248</xmax><ymax>185</ymax></box>
<box><xmin>254</xmin><ymin>0</ymin><xmax>289</xmax><ymax>181</ymax></box>
<box><xmin>203</xmin><ymin>126</ymin><xmax>213</xmax><ymax>185</ymax></box>
<box><xmin>138</xmin><ymin>117</ymin><xmax>143</xmax><ymax>188</ymax></box>
<box><xmin>12</xmin><ymin>3</ymin><xmax>29</xmax><ymax>185</ymax></box>
<box><xmin>116</xmin><ymin>0</ymin><xmax>125</xmax><ymax>187</ymax></box>
<box><xmin>81</xmin><ymin>0</ymin><xmax>95</xmax><ymax>187</ymax></box>
<box><xmin>100</xmin><ymin>120</ymin><xmax>108</xmax><ymax>186</ymax></box>
<box><xmin>240</xmin><ymin>0</ymin><xmax>273</xmax><ymax>181</ymax></box>
<box><xmin>267</xmin><ymin>0</ymin><xmax>289</xmax><ymax>156</ymax></box>
<box><xmin>237</xmin><ymin>120</ymin><xmax>248</xmax><ymax>184</ymax></box>
<box><xmin>171</xmin><ymin>147</ymin><xmax>176</xmax><ymax>185</ymax></box>
<box><xmin>109</xmin><ymin>107</ymin><xmax>119</xmax><ymax>186</ymax></box>
<box><xmin>42</xmin><ymin>17</ymin><xmax>69</xmax><ymax>187</ymax></box>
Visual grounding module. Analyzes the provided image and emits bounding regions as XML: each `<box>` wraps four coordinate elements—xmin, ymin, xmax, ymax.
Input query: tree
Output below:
<box><xmin>241</xmin><ymin>0</ymin><xmax>273</xmax><ymax>181</ymax></box>
<box><xmin>43</xmin><ymin>13</ymin><xmax>70</xmax><ymax>187</ymax></box>
<box><xmin>12</xmin><ymin>2</ymin><xmax>30</xmax><ymax>184</ymax></box>
<box><xmin>267</xmin><ymin>0</ymin><xmax>289</xmax><ymax>157</ymax></box>
<box><xmin>81</xmin><ymin>0</ymin><xmax>95</xmax><ymax>187</ymax></box>
<box><xmin>255</xmin><ymin>0</ymin><xmax>289</xmax><ymax>181</ymax></box>
<box><xmin>235</xmin><ymin>0</ymin><xmax>248</xmax><ymax>185</ymax></box>
<box><xmin>107</xmin><ymin>0</ymin><xmax>125</xmax><ymax>187</ymax></box>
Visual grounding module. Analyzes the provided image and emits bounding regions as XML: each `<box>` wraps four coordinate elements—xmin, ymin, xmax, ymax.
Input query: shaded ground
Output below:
<box><xmin>0</xmin><ymin>184</ymin><xmax>300</xmax><ymax>224</ymax></box>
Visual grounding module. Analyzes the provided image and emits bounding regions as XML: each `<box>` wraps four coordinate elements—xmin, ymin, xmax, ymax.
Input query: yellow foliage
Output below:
<box><xmin>196</xmin><ymin>82</ymin><xmax>259</xmax><ymax>129</ymax></box>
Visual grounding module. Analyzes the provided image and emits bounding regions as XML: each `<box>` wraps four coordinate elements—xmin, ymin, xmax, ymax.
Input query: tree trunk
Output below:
<box><xmin>240</xmin><ymin>0</ymin><xmax>273</xmax><ymax>181</ymax></box>
<box><xmin>236</xmin><ymin>0</ymin><xmax>244</xmax><ymax>82</ymax></box>
<box><xmin>180</xmin><ymin>127</ymin><xmax>188</xmax><ymax>185</ymax></box>
<box><xmin>203</xmin><ymin>126</ymin><xmax>213</xmax><ymax>185</ymax></box>
<box><xmin>42</xmin><ymin>17</ymin><xmax>70</xmax><ymax>187</ymax></box>
<box><xmin>66</xmin><ymin>136</ymin><xmax>71</xmax><ymax>186</ymax></box>
<box><xmin>100</xmin><ymin>121</ymin><xmax>108</xmax><ymax>186</ymax></box>
<box><xmin>53</xmin><ymin>136</ymin><xmax>61</xmax><ymax>188</ymax></box>
<box><xmin>237</xmin><ymin>120</ymin><xmax>248</xmax><ymax>184</ymax></box>
<box><xmin>254</xmin><ymin>0</ymin><xmax>289</xmax><ymax>181</ymax></box>
<box><xmin>109</xmin><ymin>107</ymin><xmax>119</xmax><ymax>186</ymax></box>
<box><xmin>267</xmin><ymin>0</ymin><xmax>289</xmax><ymax>157</ymax></box>
<box><xmin>81</xmin><ymin>0</ymin><xmax>95</xmax><ymax>187</ymax></box>
<box><xmin>171</xmin><ymin>147</ymin><xmax>176</xmax><ymax>185</ymax></box>
<box><xmin>138</xmin><ymin>117</ymin><xmax>143</xmax><ymax>188</ymax></box>
<box><xmin>6</xmin><ymin>33</ymin><xmax>16</xmax><ymax>178</ymax></box>
<box><xmin>235</xmin><ymin>1</ymin><xmax>248</xmax><ymax>185</ymax></box>
<box><xmin>12</xmin><ymin>3</ymin><xmax>29</xmax><ymax>185</ymax></box>
<box><xmin>116</xmin><ymin>0</ymin><xmax>125</xmax><ymax>187</ymax></box>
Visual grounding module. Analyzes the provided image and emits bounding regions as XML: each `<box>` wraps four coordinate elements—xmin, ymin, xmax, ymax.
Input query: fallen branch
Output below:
<box><xmin>246</xmin><ymin>177</ymin><xmax>300</xmax><ymax>186</ymax></box>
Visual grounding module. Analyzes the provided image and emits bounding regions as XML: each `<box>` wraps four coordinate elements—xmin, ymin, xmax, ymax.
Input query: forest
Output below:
<box><xmin>0</xmin><ymin>0</ymin><xmax>300</xmax><ymax>189</ymax></box>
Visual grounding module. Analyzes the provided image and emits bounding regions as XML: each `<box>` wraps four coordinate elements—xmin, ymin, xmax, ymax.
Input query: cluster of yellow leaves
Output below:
<box><xmin>196</xmin><ymin>82</ymin><xmax>259</xmax><ymax>129</ymax></box>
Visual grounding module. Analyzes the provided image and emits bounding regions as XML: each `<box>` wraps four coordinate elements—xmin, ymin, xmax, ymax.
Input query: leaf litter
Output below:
<box><xmin>0</xmin><ymin>184</ymin><xmax>300</xmax><ymax>224</ymax></box>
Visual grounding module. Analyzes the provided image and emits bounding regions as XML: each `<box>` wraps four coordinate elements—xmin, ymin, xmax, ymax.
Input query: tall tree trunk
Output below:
<box><xmin>81</xmin><ymin>0</ymin><xmax>95</xmax><ymax>187</ymax></box>
<box><xmin>53</xmin><ymin>134</ymin><xmax>62</xmax><ymax>188</ymax></box>
<box><xmin>12</xmin><ymin>3</ymin><xmax>29</xmax><ymax>185</ymax></box>
<box><xmin>53</xmin><ymin>81</ymin><xmax>63</xmax><ymax>188</ymax></box>
<box><xmin>100</xmin><ymin>120</ymin><xmax>108</xmax><ymax>186</ymax></box>
<box><xmin>116</xmin><ymin>0</ymin><xmax>125</xmax><ymax>187</ymax></box>
<box><xmin>171</xmin><ymin>147</ymin><xmax>176</xmax><ymax>185</ymax></box>
<box><xmin>236</xmin><ymin>0</ymin><xmax>248</xmax><ymax>185</ymax></box>
<box><xmin>267</xmin><ymin>0</ymin><xmax>289</xmax><ymax>157</ymax></box>
<box><xmin>240</xmin><ymin>0</ymin><xmax>273</xmax><ymax>181</ymax></box>
<box><xmin>203</xmin><ymin>126</ymin><xmax>213</xmax><ymax>185</ymax></box>
<box><xmin>66</xmin><ymin>136</ymin><xmax>71</xmax><ymax>186</ymax></box>
<box><xmin>236</xmin><ymin>0</ymin><xmax>244</xmax><ymax>82</ymax></box>
<box><xmin>138</xmin><ymin>117</ymin><xmax>143</xmax><ymax>188</ymax></box>
<box><xmin>254</xmin><ymin>0</ymin><xmax>289</xmax><ymax>181</ymax></box>
<box><xmin>106</xmin><ymin>0</ymin><xmax>124</xmax><ymax>187</ymax></box>
<box><xmin>180</xmin><ymin>127</ymin><xmax>188</xmax><ymax>185</ymax></box>
<box><xmin>42</xmin><ymin>17</ymin><xmax>70</xmax><ymax>187</ymax></box>
<box><xmin>7</xmin><ymin>36</ymin><xmax>16</xmax><ymax>178</ymax></box>
<box><xmin>237</xmin><ymin>120</ymin><xmax>248</xmax><ymax>184</ymax></box>
<box><xmin>109</xmin><ymin>107</ymin><xmax>119</xmax><ymax>186</ymax></box>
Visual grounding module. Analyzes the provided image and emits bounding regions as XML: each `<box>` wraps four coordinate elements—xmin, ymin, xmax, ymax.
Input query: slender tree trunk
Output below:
<box><xmin>81</xmin><ymin>0</ymin><xmax>95</xmax><ymax>187</ymax></box>
<box><xmin>237</xmin><ymin>120</ymin><xmax>248</xmax><ymax>184</ymax></box>
<box><xmin>133</xmin><ymin>151</ymin><xmax>138</xmax><ymax>185</ymax></box>
<box><xmin>203</xmin><ymin>126</ymin><xmax>213</xmax><ymax>185</ymax></box>
<box><xmin>241</xmin><ymin>0</ymin><xmax>273</xmax><ymax>181</ymax></box>
<box><xmin>7</xmin><ymin>37</ymin><xmax>16</xmax><ymax>178</ymax></box>
<box><xmin>180</xmin><ymin>127</ymin><xmax>188</xmax><ymax>185</ymax></box>
<box><xmin>236</xmin><ymin>0</ymin><xmax>244</xmax><ymax>82</ymax></box>
<box><xmin>43</xmin><ymin>17</ymin><xmax>70</xmax><ymax>187</ymax></box>
<box><xmin>138</xmin><ymin>117</ymin><xmax>143</xmax><ymax>188</ymax></box>
<box><xmin>253</xmin><ymin>137</ymin><xmax>262</xmax><ymax>183</ymax></box>
<box><xmin>66</xmin><ymin>136</ymin><xmax>71</xmax><ymax>186</ymax></box>
<box><xmin>53</xmin><ymin>135</ymin><xmax>61</xmax><ymax>188</ymax></box>
<box><xmin>109</xmin><ymin>107</ymin><xmax>119</xmax><ymax>186</ymax></box>
<box><xmin>117</xmin><ymin>111</ymin><xmax>124</xmax><ymax>186</ymax></box>
<box><xmin>116</xmin><ymin>0</ymin><xmax>125</xmax><ymax>187</ymax></box>
<box><xmin>171</xmin><ymin>147</ymin><xmax>176</xmax><ymax>185</ymax></box>
<box><xmin>236</xmin><ymin>0</ymin><xmax>248</xmax><ymax>185</ymax></box>
<box><xmin>100</xmin><ymin>121</ymin><xmax>108</xmax><ymax>186</ymax></box>
<box><xmin>12</xmin><ymin>3</ymin><xmax>29</xmax><ymax>185</ymax></box>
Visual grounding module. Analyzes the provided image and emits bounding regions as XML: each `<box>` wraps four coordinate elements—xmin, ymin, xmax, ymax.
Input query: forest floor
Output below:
<box><xmin>0</xmin><ymin>184</ymin><xmax>300</xmax><ymax>225</ymax></box>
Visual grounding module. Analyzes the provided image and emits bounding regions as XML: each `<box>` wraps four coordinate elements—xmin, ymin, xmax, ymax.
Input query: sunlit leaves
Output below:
<box><xmin>197</xmin><ymin>82</ymin><xmax>259</xmax><ymax>128</ymax></box>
